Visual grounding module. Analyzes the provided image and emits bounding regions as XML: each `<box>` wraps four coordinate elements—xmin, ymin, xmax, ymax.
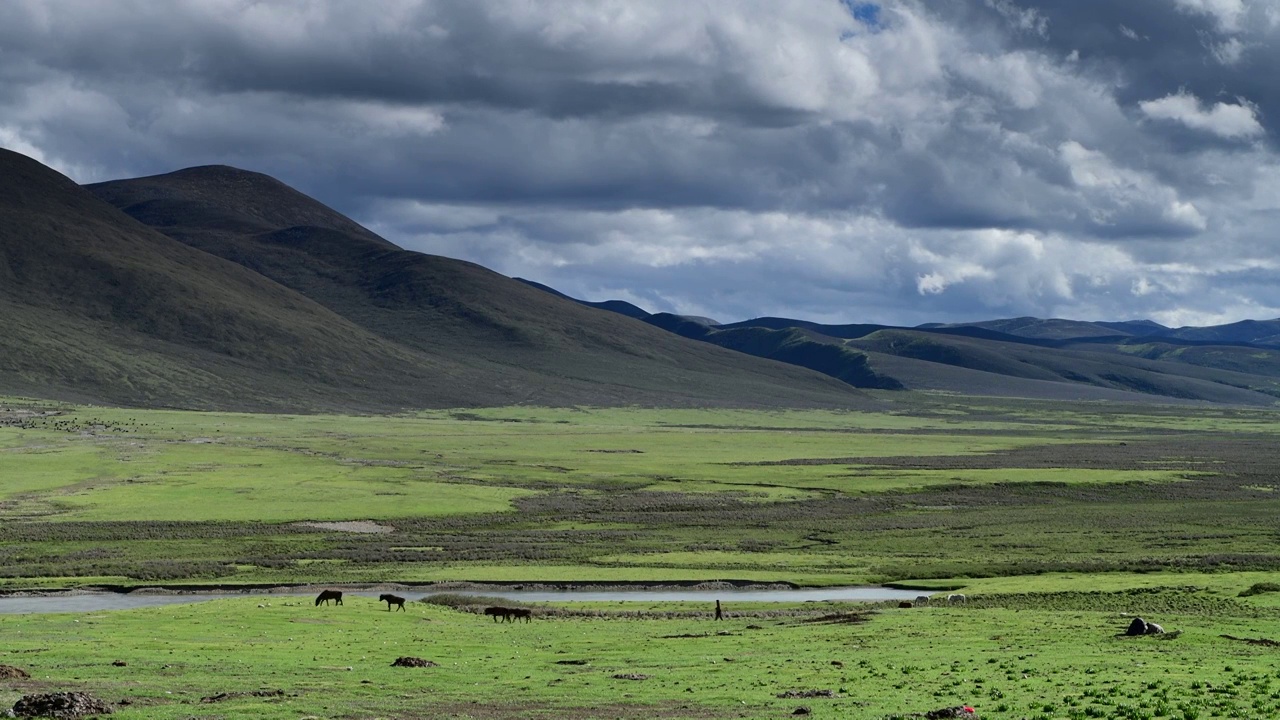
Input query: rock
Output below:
<box><xmin>11</xmin><ymin>692</ymin><xmax>113</xmax><ymax>718</ymax></box>
<box><xmin>110</xmin><ymin>661</ymin><xmax>126</xmax><ymax>667</ymax></box>
<box><xmin>390</xmin><ymin>657</ymin><xmax>438</xmax><ymax>668</ymax></box>
<box><xmin>611</xmin><ymin>673</ymin><xmax>650</xmax><ymax>681</ymax></box>
<box><xmin>776</xmin><ymin>689</ymin><xmax>836</xmax><ymax>699</ymax></box>
<box><xmin>793</xmin><ymin>707</ymin><xmax>812</xmax><ymax>715</ymax></box>
<box><xmin>1126</xmin><ymin>617</ymin><xmax>1149</xmax><ymax>636</ymax></box>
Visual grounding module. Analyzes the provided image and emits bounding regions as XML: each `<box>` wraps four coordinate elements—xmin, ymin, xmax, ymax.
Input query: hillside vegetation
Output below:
<box><xmin>0</xmin><ymin>148</ymin><xmax>865</xmax><ymax>411</ymax></box>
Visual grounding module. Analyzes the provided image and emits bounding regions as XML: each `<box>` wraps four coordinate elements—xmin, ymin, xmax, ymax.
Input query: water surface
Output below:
<box><xmin>0</xmin><ymin>585</ymin><xmax>923</xmax><ymax>615</ymax></box>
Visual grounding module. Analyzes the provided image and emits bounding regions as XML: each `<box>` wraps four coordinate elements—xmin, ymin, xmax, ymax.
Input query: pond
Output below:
<box><xmin>0</xmin><ymin>585</ymin><xmax>925</xmax><ymax>615</ymax></box>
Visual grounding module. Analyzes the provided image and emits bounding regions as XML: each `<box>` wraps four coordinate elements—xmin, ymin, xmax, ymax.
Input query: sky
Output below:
<box><xmin>3</xmin><ymin>0</ymin><xmax>1280</xmax><ymax>327</ymax></box>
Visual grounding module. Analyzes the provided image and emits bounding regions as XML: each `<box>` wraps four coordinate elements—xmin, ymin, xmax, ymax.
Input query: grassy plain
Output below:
<box><xmin>4</xmin><ymin>395</ymin><xmax>1280</xmax><ymax>718</ymax></box>
<box><xmin>4</xmin><ymin>590</ymin><xmax>1280</xmax><ymax>719</ymax></box>
<box><xmin>3</xmin><ymin>395</ymin><xmax>1280</xmax><ymax>587</ymax></box>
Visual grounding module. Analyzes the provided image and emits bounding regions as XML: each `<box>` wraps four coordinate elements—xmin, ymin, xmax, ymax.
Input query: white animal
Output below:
<box><xmin>915</xmin><ymin>595</ymin><xmax>930</xmax><ymax>606</ymax></box>
<box><xmin>947</xmin><ymin>593</ymin><xmax>967</xmax><ymax>605</ymax></box>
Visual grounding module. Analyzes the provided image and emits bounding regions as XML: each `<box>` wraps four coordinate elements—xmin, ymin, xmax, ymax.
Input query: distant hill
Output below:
<box><xmin>519</xmin><ymin>285</ymin><xmax>1280</xmax><ymax>404</ymax></box>
<box><xmin>514</xmin><ymin>278</ymin><xmax>651</xmax><ymax>320</ymax></box>
<box><xmin>80</xmin><ymin>159</ymin><xmax>862</xmax><ymax>410</ymax></box>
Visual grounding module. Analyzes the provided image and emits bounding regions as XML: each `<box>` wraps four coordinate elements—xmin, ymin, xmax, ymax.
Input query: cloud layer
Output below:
<box><xmin>3</xmin><ymin>0</ymin><xmax>1279</xmax><ymax>326</ymax></box>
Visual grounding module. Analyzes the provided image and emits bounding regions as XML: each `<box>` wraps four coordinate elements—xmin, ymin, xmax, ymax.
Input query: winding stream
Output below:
<box><xmin>0</xmin><ymin>586</ymin><xmax>924</xmax><ymax>615</ymax></box>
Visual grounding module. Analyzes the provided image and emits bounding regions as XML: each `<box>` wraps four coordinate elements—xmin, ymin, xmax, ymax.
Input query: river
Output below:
<box><xmin>0</xmin><ymin>585</ymin><xmax>924</xmax><ymax>614</ymax></box>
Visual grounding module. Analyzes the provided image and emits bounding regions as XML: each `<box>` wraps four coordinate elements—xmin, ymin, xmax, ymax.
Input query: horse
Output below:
<box><xmin>484</xmin><ymin>606</ymin><xmax>512</xmax><ymax>622</ymax></box>
<box><xmin>510</xmin><ymin>608</ymin><xmax>532</xmax><ymax>623</ymax></box>
<box><xmin>898</xmin><ymin>601</ymin><xmax>914</xmax><ymax>608</ymax></box>
<box><xmin>315</xmin><ymin>590</ymin><xmax>343</xmax><ymax>607</ymax></box>
<box><xmin>947</xmin><ymin>593</ymin><xmax>967</xmax><ymax>605</ymax></box>
<box><xmin>380</xmin><ymin>593</ymin><xmax>406</xmax><ymax>612</ymax></box>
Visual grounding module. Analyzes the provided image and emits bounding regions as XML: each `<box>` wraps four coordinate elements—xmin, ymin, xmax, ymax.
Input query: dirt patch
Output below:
<box><xmin>612</xmin><ymin>673</ymin><xmax>650</xmax><ymax>680</ymax></box>
<box><xmin>11</xmin><ymin>692</ymin><xmax>113</xmax><ymax>718</ymax></box>
<box><xmin>1220</xmin><ymin>634</ymin><xmax>1280</xmax><ymax>647</ymax></box>
<box><xmin>586</xmin><ymin>449</ymin><xmax>645</xmax><ymax>454</ymax></box>
<box><xmin>799</xmin><ymin>612</ymin><xmax>872</xmax><ymax>625</ymax></box>
<box><xmin>554</xmin><ymin>659</ymin><xmax>589</xmax><ymax>666</ymax></box>
<box><xmin>200</xmin><ymin>689</ymin><xmax>286</xmax><ymax>703</ymax></box>
<box><xmin>390</xmin><ymin>657</ymin><xmax>438</xmax><ymax>668</ymax></box>
<box><xmin>0</xmin><ymin>664</ymin><xmax>31</xmax><ymax>679</ymax></box>
<box><xmin>295</xmin><ymin>521</ymin><xmax>394</xmax><ymax>534</ymax></box>
<box><xmin>355</xmin><ymin>700</ymin><xmax>736</xmax><ymax>719</ymax></box>
<box><xmin>777</xmin><ymin>690</ymin><xmax>836</xmax><ymax>699</ymax></box>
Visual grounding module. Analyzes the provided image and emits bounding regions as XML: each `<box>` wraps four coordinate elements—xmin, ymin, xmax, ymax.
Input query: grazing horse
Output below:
<box><xmin>315</xmin><ymin>590</ymin><xmax>343</xmax><ymax>607</ymax></box>
<box><xmin>484</xmin><ymin>606</ymin><xmax>512</xmax><ymax>622</ymax></box>
<box><xmin>510</xmin><ymin>608</ymin><xmax>532</xmax><ymax>623</ymax></box>
<box><xmin>380</xmin><ymin>593</ymin><xmax>406</xmax><ymax>612</ymax></box>
<box><xmin>915</xmin><ymin>595</ymin><xmax>930</xmax><ymax>606</ymax></box>
<box><xmin>947</xmin><ymin>593</ymin><xmax>967</xmax><ymax>605</ymax></box>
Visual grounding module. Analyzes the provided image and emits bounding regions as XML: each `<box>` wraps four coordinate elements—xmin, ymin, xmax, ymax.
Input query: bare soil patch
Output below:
<box><xmin>390</xmin><ymin>657</ymin><xmax>438</xmax><ymax>668</ymax></box>
<box><xmin>11</xmin><ymin>692</ymin><xmax>112</xmax><ymax>718</ymax></box>
<box><xmin>295</xmin><ymin>521</ymin><xmax>394</xmax><ymax>534</ymax></box>
<box><xmin>0</xmin><ymin>664</ymin><xmax>31</xmax><ymax>679</ymax></box>
<box><xmin>200</xmin><ymin>689</ymin><xmax>286</xmax><ymax>703</ymax></box>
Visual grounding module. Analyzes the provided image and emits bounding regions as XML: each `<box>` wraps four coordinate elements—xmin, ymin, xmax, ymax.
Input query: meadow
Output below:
<box><xmin>3</xmin><ymin>394</ymin><xmax>1280</xmax><ymax>718</ymax></box>
<box><xmin>3</xmin><ymin>588</ymin><xmax>1280</xmax><ymax>719</ymax></box>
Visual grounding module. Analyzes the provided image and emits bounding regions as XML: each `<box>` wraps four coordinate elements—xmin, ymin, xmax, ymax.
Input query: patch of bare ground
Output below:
<box><xmin>1220</xmin><ymin>634</ymin><xmax>1280</xmax><ymax>647</ymax></box>
<box><xmin>11</xmin><ymin>691</ymin><xmax>113</xmax><ymax>718</ymax></box>
<box><xmin>798</xmin><ymin>611</ymin><xmax>873</xmax><ymax>625</ymax></box>
<box><xmin>294</xmin><ymin>520</ymin><xmax>394</xmax><ymax>534</ymax></box>
<box><xmin>390</xmin><ymin>657</ymin><xmax>438</xmax><ymax>668</ymax></box>
<box><xmin>343</xmin><ymin>701</ymin><xmax>737</xmax><ymax>719</ymax></box>
<box><xmin>200</xmin><ymin>689</ymin><xmax>287</xmax><ymax>703</ymax></box>
<box><xmin>0</xmin><ymin>664</ymin><xmax>31</xmax><ymax>679</ymax></box>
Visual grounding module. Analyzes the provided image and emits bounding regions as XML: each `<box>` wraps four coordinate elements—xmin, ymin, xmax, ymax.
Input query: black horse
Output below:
<box><xmin>380</xmin><ymin>593</ymin><xmax>406</xmax><ymax>612</ymax></box>
<box><xmin>483</xmin><ymin>606</ymin><xmax>512</xmax><ymax>622</ymax></box>
<box><xmin>315</xmin><ymin>590</ymin><xmax>343</xmax><ymax>606</ymax></box>
<box><xmin>510</xmin><ymin>608</ymin><xmax>532</xmax><ymax>623</ymax></box>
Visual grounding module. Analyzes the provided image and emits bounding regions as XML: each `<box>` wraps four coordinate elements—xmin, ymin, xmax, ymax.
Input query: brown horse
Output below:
<box><xmin>484</xmin><ymin>606</ymin><xmax>512</xmax><ymax>622</ymax></box>
<box><xmin>380</xmin><ymin>594</ymin><xmax>406</xmax><ymax>612</ymax></box>
<box><xmin>510</xmin><ymin>608</ymin><xmax>532</xmax><ymax>623</ymax></box>
<box><xmin>315</xmin><ymin>590</ymin><xmax>343</xmax><ymax>606</ymax></box>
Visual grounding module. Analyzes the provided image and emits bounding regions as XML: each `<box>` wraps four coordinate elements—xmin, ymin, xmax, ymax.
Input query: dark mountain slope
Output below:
<box><xmin>89</xmin><ymin>165</ymin><xmax>863</xmax><ymax>409</ymax></box>
<box><xmin>644</xmin><ymin>314</ymin><xmax>901</xmax><ymax>389</ymax></box>
<box><xmin>917</xmin><ymin>317</ymin><xmax>1133</xmax><ymax>340</ymax></box>
<box><xmin>0</xmin><ymin>148</ymin><xmax>491</xmax><ymax>410</ymax></box>
<box><xmin>850</xmin><ymin>330</ymin><xmax>1280</xmax><ymax>404</ymax></box>
<box><xmin>515</xmin><ymin>278</ymin><xmax>651</xmax><ymax>320</ymax></box>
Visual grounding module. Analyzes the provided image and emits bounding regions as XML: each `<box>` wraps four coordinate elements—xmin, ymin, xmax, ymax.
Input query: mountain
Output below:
<box><xmin>514</xmin><ymin>278</ymin><xmax>651</xmax><ymax>320</ymax></box>
<box><xmin>0</xmin><ymin>149</ymin><xmax>479</xmax><ymax>411</ymax></box>
<box><xmin>517</xmin><ymin>283</ymin><xmax>1280</xmax><ymax>404</ymax></box>
<box><xmin>918</xmin><ymin>317</ymin><xmax>1132</xmax><ymax>340</ymax></box>
<box><xmin>77</xmin><ymin>159</ymin><xmax>862</xmax><ymax>410</ymax></box>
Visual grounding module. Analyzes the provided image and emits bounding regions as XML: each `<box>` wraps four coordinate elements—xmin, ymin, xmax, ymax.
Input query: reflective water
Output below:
<box><xmin>0</xmin><ymin>586</ymin><xmax>923</xmax><ymax>614</ymax></box>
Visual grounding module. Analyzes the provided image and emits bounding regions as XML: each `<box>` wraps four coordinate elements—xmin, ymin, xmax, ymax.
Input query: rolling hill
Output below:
<box><xmin>73</xmin><ymin>158</ymin><xmax>863</xmax><ymax>410</ymax></box>
<box><xmin>522</xmin><ymin>286</ymin><xmax>1280</xmax><ymax>405</ymax></box>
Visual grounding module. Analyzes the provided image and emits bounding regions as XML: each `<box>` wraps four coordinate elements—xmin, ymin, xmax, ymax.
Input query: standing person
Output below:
<box><xmin>715</xmin><ymin>599</ymin><xmax>723</xmax><ymax>621</ymax></box>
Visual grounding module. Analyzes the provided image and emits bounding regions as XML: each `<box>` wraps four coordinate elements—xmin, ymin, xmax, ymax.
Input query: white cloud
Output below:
<box><xmin>1173</xmin><ymin>0</ymin><xmax>1247</xmax><ymax>32</ymax></box>
<box><xmin>1139</xmin><ymin>91</ymin><xmax>1263</xmax><ymax>139</ymax></box>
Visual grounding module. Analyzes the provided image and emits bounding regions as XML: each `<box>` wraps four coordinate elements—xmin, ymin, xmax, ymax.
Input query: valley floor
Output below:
<box><xmin>2</xmin><ymin>394</ymin><xmax>1280</xmax><ymax>718</ymax></box>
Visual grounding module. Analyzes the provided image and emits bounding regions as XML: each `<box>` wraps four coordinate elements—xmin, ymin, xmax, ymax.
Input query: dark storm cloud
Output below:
<box><xmin>1</xmin><ymin>0</ymin><xmax>1279</xmax><ymax>326</ymax></box>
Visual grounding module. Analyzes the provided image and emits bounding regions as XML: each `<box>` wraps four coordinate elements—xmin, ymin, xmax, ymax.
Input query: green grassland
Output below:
<box><xmin>5</xmin><ymin>396</ymin><xmax>1280</xmax><ymax>717</ymax></box>
<box><xmin>3</xmin><ymin>395</ymin><xmax>1280</xmax><ymax>588</ymax></box>
<box><xmin>4</xmin><ymin>590</ymin><xmax>1280</xmax><ymax>719</ymax></box>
